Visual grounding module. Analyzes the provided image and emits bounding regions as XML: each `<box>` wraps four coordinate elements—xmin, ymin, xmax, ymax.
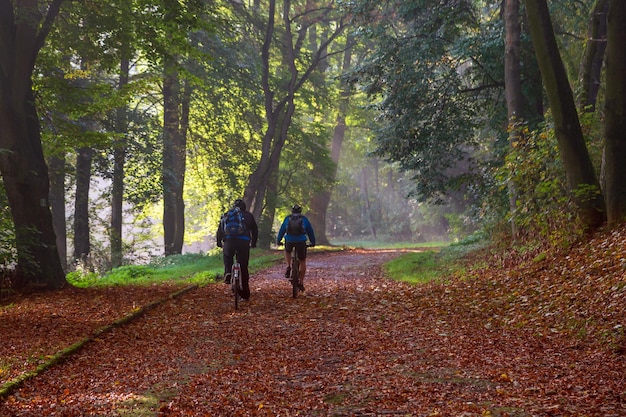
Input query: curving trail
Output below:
<box><xmin>1</xmin><ymin>249</ymin><xmax>624</xmax><ymax>416</ymax></box>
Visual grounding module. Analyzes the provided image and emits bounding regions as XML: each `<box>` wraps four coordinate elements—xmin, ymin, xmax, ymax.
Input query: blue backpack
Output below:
<box><xmin>222</xmin><ymin>206</ymin><xmax>246</xmax><ymax>236</ymax></box>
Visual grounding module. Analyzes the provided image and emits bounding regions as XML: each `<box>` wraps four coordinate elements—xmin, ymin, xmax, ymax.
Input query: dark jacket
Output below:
<box><xmin>216</xmin><ymin>210</ymin><xmax>258</xmax><ymax>247</ymax></box>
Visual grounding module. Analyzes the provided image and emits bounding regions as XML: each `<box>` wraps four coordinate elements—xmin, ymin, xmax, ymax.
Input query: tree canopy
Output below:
<box><xmin>1</xmin><ymin>0</ymin><xmax>626</xmax><ymax>288</ymax></box>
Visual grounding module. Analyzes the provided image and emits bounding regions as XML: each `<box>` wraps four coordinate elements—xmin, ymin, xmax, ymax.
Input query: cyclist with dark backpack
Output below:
<box><xmin>216</xmin><ymin>199</ymin><xmax>258</xmax><ymax>300</ymax></box>
<box><xmin>276</xmin><ymin>204</ymin><xmax>315</xmax><ymax>292</ymax></box>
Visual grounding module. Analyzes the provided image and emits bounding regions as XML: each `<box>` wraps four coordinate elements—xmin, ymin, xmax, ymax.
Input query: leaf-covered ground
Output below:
<box><xmin>1</xmin><ymin>230</ymin><xmax>625</xmax><ymax>416</ymax></box>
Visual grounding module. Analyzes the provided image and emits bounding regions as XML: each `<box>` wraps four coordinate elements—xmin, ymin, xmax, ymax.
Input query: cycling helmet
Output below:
<box><xmin>291</xmin><ymin>204</ymin><xmax>302</xmax><ymax>214</ymax></box>
<box><xmin>234</xmin><ymin>199</ymin><xmax>246</xmax><ymax>211</ymax></box>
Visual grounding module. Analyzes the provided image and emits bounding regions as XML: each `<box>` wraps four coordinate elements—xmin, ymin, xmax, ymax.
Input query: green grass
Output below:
<box><xmin>380</xmin><ymin>234</ymin><xmax>489</xmax><ymax>284</ymax></box>
<box><xmin>66</xmin><ymin>237</ymin><xmax>487</xmax><ymax>288</ymax></box>
<box><xmin>67</xmin><ymin>249</ymin><xmax>283</xmax><ymax>288</ymax></box>
<box><xmin>383</xmin><ymin>251</ymin><xmax>448</xmax><ymax>284</ymax></box>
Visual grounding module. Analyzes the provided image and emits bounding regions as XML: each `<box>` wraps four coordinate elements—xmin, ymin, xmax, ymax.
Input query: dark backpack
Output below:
<box><xmin>287</xmin><ymin>213</ymin><xmax>304</xmax><ymax>235</ymax></box>
<box><xmin>222</xmin><ymin>206</ymin><xmax>247</xmax><ymax>236</ymax></box>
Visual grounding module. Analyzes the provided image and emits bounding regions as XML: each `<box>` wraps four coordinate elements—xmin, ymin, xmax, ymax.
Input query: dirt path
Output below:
<box><xmin>1</xmin><ymin>249</ymin><xmax>623</xmax><ymax>416</ymax></box>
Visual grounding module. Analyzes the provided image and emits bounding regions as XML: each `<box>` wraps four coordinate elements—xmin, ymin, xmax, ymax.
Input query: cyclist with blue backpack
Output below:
<box><xmin>216</xmin><ymin>199</ymin><xmax>258</xmax><ymax>300</ymax></box>
<box><xmin>276</xmin><ymin>205</ymin><xmax>316</xmax><ymax>292</ymax></box>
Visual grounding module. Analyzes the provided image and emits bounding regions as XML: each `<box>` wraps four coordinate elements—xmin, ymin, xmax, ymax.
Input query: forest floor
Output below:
<box><xmin>1</xmin><ymin>229</ymin><xmax>625</xmax><ymax>416</ymax></box>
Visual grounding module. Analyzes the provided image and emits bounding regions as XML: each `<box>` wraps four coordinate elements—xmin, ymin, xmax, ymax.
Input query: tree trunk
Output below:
<box><xmin>603</xmin><ymin>0</ymin><xmax>626</xmax><ymax>226</ymax></box>
<box><xmin>308</xmin><ymin>34</ymin><xmax>353</xmax><ymax>246</ymax></box>
<box><xmin>504</xmin><ymin>0</ymin><xmax>523</xmax><ymax>238</ymax></box>
<box><xmin>110</xmin><ymin>57</ymin><xmax>130</xmax><ymax>268</ymax></box>
<box><xmin>243</xmin><ymin>0</ymin><xmax>345</xmax><ymax>244</ymax></box>
<box><xmin>360</xmin><ymin>168</ymin><xmax>376</xmax><ymax>238</ymax></box>
<box><xmin>0</xmin><ymin>0</ymin><xmax>66</xmax><ymax>289</ymax></box>
<box><xmin>162</xmin><ymin>68</ymin><xmax>185</xmax><ymax>255</ymax></box>
<box><xmin>524</xmin><ymin>0</ymin><xmax>606</xmax><ymax>230</ymax></box>
<box><xmin>48</xmin><ymin>154</ymin><xmax>67</xmax><ymax>271</ymax></box>
<box><xmin>0</xmin><ymin>88</ymin><xmax>63</xmax><ymax>288</ymax></box>
<box><xmin>257</xmin><ymin>168</ymin><xmax>279</xmax><ymax>249</ymax></box>
<box><xmin>162</xmin><ymin>60</ymin><xmax>186</xmax><ymax>255</ymax></box>
<box><xmin>161</xmin><ymin>0</ymin><xmax>187</xmax><ymax>256</ymax></box>
<box><xmin>73</xmin><ymin>147</ymin><xmax>93</xmax><ymax>262</ymax></box>
<box><xmin>579</xmin><ymin>0</ymin><xmax>608</xmax><ymax>111</ymax></box>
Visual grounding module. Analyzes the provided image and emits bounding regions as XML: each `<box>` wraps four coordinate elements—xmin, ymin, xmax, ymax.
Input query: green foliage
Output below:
<box><xmin>66</xmin><ymin>270</ymin><xmax>101</xmax><ymax>288</ymax></box>
<box><xmin>495</xmin><ymin>122</ymin><xmax>585</xmax><ymax>246</ymax></box>
<box><xmin>351</xmin><ymin>0</ymin><xmax>481</xmax><ymax>201</ymax></box>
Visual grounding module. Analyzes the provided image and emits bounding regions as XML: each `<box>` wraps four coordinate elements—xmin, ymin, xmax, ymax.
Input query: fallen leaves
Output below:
<box><xmin>0</xmin><ymin>242</ymin><xmax>625</xmax><ymax>416</ymax></box>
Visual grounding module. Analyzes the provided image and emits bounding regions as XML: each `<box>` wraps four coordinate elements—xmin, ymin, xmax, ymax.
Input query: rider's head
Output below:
<box><xmin>234</xmin><ymin>199</ymin><xmax>246</xmax><ymax>211</ymax></box>
<box><xmin>291</xmin><ymin>204</ymin><xmax>302</xmax><ymax>214</ymax></box>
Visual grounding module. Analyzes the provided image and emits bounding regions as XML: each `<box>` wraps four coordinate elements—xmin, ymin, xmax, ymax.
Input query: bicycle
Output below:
<box><xmin>231</xmin><ymin>260</ymin><xmax>242</xmax><ymax>309</ymax></box>
<box><xmin>286</xmin><ymin>243</ymin><xmax>312</xmax><ymax>299</ymax></box>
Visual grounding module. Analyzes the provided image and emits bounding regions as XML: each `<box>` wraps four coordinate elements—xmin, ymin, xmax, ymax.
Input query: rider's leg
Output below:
<box><xmin>222</xmin><ymin>239</ymin><xmax>235</xmax><ymax>283</ymax></box>
<box><xmin>296</xmin><ymin>243</ymin><xmax>306</xmax><ymax>291</ymax></box>
<box><xmin>284</xmin><ymin>243</ymin><xmax>292</xmax><ymax>277</ymax></box>
<box><xmin>237</xmin><ymin>240</ymin><xmax>252</xmax><ymax>300</ymax></box>
<box><xmin>299</xmin><ymin>259</ymin><xmax>307</xmax><ymax>282</ymax></box>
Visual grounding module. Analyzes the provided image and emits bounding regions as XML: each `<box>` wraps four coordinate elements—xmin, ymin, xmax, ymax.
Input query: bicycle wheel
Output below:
<box><xmin>291</xmin><ymin>257</ymin><xmax>300</xmax><ymax>299</ymax></box>
<box><xmin>232</xmin><ymin>264</ymin><xmax>241</xmax><ymax>309</ymax></box>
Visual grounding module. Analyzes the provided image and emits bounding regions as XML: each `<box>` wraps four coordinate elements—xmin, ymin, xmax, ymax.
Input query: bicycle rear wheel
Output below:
<box><xmin>291</xmin><ymin>258</ymin><xmax>300</xmax><ymax>299</ymax></box>
<box><xmin>232</xmin><ymin>264</ymin><xmax>241</xmax><ymax>309</ymax></box>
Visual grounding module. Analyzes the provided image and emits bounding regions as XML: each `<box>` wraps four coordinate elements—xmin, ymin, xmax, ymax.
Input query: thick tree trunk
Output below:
<box><xmin>162</xmin><ymin>62</ymin><xmax>186</xmax><ymax>256</ymax></box>
<box><xmin>161</xmin><ymin>0</ymin><xmax>186</xmax><ymax>256</ymax></box>
<box><xmin>603</xmin><ymin>0</ymin><xmax>626</xmax><ymax>226</ymax></box>
<box><xmin>73</xmin><ymin>147</ymin><xmax>93</xmax><ymax>262</ymax></box>
<box><xmin>0</xmin><ymin>89</ymin><xmax>65</xmax><ymax>289</ymax></box>
<box><xmin>48</xmin><ymin>154</ymin><xmax>67</xmax><ymax>271</ymax></box>
<box><xmin>524</xmin><ymin>0</ymin><xmax>606</xmax><ymax>230</ymax></box>
<box><xmin>0</xmin><ymin>0</ymin><xmax>65</xmax><ymax>289</ymax></box>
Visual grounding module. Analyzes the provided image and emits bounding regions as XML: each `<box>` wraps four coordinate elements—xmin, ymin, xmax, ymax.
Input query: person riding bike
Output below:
<box><xmin>276</xmin><ymin>204</ymin><xmax>315</xmax><ymax>292</ymax></box>
<box><xmin>216</xmin><ymin>199</ymin><xmax>258</xmax><ymax>300</ymax></box>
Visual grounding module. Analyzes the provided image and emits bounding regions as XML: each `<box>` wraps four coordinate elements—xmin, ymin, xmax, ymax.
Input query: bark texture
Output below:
<box><xmin>603</xmin><ymin>0</ymin><xmax>626</xmax><ymax>226</ymax></box>
<box><xmin>0</xmin><ymin>0</ymin><xmax>66</xmax><ymax>288</ymax></box>
<box><xmin>524</xmin><ymin>0</ymin><xmax>606</xmax><ymax>230</ymax></box>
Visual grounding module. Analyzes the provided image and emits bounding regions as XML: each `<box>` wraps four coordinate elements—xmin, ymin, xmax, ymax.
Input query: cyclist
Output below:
<box><xmin>276</xmin><ymin>204</ymin><xmax>315</xmax><ymax>292</ymax></box>
<box><xmin>216</xmin><ymin>199</ymin><xmax>258</xmax><ymax>300</ymax></box>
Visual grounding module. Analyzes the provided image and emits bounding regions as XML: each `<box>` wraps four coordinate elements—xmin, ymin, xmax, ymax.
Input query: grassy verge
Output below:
<box><xmin>66</xmin><ymin>237</ymin><xmax>487</xmax><ymax>289</ymax></box>
<box><xmin>381</xmin><ymin>235</ymin><xmax>489</xmax><ymax>284</ymax></box>
<box><xmin>67</xmin><ymin>248</ymin><xmax>284</xmax><ymax>288</ymax></box>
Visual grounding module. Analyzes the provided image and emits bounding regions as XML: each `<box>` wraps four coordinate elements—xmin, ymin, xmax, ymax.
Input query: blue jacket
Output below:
<box><xmin>276</xmin><ymin>214</ymin><xmax>315</xmax><ymax>245</ymax></box>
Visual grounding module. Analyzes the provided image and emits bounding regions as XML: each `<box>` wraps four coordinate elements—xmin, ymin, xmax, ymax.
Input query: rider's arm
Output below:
<box><xmin>216</xmin><ymin>217</ymin><xmax>224</xmax><ymax>247</ymax></box>
<box><xmin>304</xmin><ymin>217</ymin><xmax>316</xmax><ymax>246</ymax></box>
<box><xmin>246</xmin><ymin>212</ymin><xmax>259</xmax><ymax>247</ymax></box>
<box><xmin>276</xmin><ymin>218</ymin><xmax>287</xmax><ymax>244</ymax></box>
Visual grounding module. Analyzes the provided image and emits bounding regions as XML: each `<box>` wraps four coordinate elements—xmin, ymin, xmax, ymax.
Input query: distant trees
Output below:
<box><xmin>348</xmin><ymin>0</ymin><xmax>626</xmax><ymax>239</ymax></box>
<box><xmin>4</xmin><ymin>0</ymin><xmax>626</xmax><ymax>292</ymax></box>
<box><xmin>240</xmin><ymin>0</ymin><xmax>348</xmax><ymax>248</ymax></box>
